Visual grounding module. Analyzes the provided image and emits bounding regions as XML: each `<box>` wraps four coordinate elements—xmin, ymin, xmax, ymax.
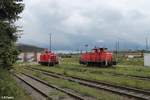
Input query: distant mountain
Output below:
<box><xmin>16</xmin><ymin>43</ymin><xmax>44</xmax><ymax>52</ymax></box>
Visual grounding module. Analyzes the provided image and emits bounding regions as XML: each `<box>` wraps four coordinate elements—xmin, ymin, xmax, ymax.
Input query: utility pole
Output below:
<box><xmin>49</xmin><ymin>33</ymin><xmax>52</xmax><ymax>51</ymax></box>
<box><xmin>117</xmin><ymin>40</ymin><xmax>119</xmax><ymax>52</ymax></box>
<box><xmin>48</xmin><ymin>34</ymin><xmax>52</xmax><ymax>67</ymax></box>
<box><xmin>85</xmin><ymin>44</ymin><xmax>88</xmax><ymax>53</ymax></box>
<box><xmin>115</xmin><ymin>40</ymin><xmax>119</xmax><ymax>62</ymax></box>
<box><xmin>116</xmin><ymin>41</ymin><xmax>118</xmax><ymax>59</ymax></box>
<box><xmin>146</xmin><ymin>37</ymin><xmax>148</xmax><ymax>51</ymax></box>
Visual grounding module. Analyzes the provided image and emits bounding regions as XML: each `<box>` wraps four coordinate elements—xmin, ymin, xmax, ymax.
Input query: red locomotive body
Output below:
<box><xmin>79</xmin><ymin>48</ymin><xmax>116</xmax><ymax>66</ymax></box>
<box><xmin>38</xmin><ymin>49</ymin><xmax>59</xmax><ymax>66</ymax></box>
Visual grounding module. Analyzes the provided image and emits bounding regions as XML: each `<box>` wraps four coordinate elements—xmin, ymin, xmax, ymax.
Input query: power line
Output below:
<box><xmin>145</xmin><ymin>37</ymin><xmax>148</xmax><ymax>50</ymax></box>
<box><xmin>49</xmin><ymin>33</ymin><xmax>52</xmax><ymax>51</ymax></box>
<box><xmin>115</xmin><ymin>40</ymin><xmax>119</xmax><ymax>61</ymax></box>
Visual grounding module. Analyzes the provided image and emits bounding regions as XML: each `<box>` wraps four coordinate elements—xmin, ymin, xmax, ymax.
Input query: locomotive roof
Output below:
<box><xmin>92</xmin><ymin>48</ymin><xmax>107</xmax><ymax>50</ymax></box>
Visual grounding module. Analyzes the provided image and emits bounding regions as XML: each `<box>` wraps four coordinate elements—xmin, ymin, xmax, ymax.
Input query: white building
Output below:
<box><xmin>144</xmin><ymin>53</ymin><xmax>150</xmax><ymax>67</ymax></box>
<box><xmin>18</xmin><ymin>52</ymin><xmax>41</xmax><ymax>62</ymax></box>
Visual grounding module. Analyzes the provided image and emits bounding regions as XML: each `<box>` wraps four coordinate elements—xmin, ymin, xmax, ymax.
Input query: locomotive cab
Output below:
<box><xmin>38</xmin><ymin>49</ymin><xmax>59</xmax><ymax>66</ymax></box>
<box><xmin>79</xmin><ymin>47</ymin><xmax>116</xmax><ymax>67</ymax></box>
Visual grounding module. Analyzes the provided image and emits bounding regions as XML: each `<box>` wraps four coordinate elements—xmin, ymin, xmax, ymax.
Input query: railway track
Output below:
<box><xmin>106</xmin><ymin>72</ymin><xmax>150</xmax><ymax>81</ymax></box>
<box><xmin>63</xmin><ymin>66</ymin><xmax>150</xmax><ymax>81</ymax></box>
<box><xmin>13</xmin><ymin>73</ymin><xmax>51</xmax><ymax>100</ymax></box>
<box><xmin>12</xmin><ymin>72</ymin><xmax>88</xmax><ymax>100</ymax></box>
<box><xmin>25</xmin><ymin>67</ymin><xmax>150</xmax><ymax>100</ymax></box>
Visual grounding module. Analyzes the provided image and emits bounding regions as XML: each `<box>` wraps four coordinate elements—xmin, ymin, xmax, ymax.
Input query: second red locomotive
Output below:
<box><xmin>79</xmin><ymin>48</ymin><xmax>116</xmax><ymax>67</ymax></box>
<box><xmin>38</xmin><ymin>49</ymin><xmax>59</xmax><ymax>66</ymax></box>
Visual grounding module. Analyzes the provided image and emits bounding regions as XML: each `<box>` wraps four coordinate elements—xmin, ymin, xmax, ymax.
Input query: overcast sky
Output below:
<box><xmin>17</xmin><ymin>0</ymin><xmax>150</xmax><ymax>50</ymax></box>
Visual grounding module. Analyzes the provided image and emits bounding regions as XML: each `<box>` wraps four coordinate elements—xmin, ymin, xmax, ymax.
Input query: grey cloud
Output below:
<box><xmin>18</xmin><ymin>0</ymin><xmax>150</xmax><ymax>50</ymax></box>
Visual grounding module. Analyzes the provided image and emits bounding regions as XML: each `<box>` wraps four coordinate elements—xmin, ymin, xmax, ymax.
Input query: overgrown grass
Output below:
<box><xmin>23</xmin><ymin>68</ymin><xmax>129</xmax><ymax>100</ymax></box>
<box><xmin>14</xmin><ymin>56</ymin><xmax>150</xmax><ymax>90</ymax></box>
<box><xmin>118</xmin><ymin>57</ymin><xmax>144</xmax><ymax>66</ymax></box>
<box><xmin>62</xmin><ymin>54</ymin><xmax>144</xmax><ymax>66</ymax></box>
<box><xmin>12</xmin><ymin>55</ymin><xmax>150</xmax><ymax>99</ymax></box>
<box><xmin>0</xmin><ymin>67</ymin><xmax>32</xmax><ymax>100</ymax></box>
<box><xmin>29</xmin><ymin>65</ymin><xmax>150</xmax><ymax>90</ymax></box>
<box><xmin>60</xmin><ymin>57</ymin><xmax>150</xmax><ymax>77</ymax></box>
<box><xmin>58</xmin><ymin>63</ymin><xmax>150</xmax><ymax>77</ymax></box>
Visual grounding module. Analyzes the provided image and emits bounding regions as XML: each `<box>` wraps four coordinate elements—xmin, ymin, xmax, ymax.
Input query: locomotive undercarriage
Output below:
<box><xmin>79</xmin><ymin>60</ymin><xmax>116</xmax><ymax>67</ymax></box>
<box><xmin>39</xmin><ymin>61</ymin><xmax>59</xmax><ymax>66</ymax></box>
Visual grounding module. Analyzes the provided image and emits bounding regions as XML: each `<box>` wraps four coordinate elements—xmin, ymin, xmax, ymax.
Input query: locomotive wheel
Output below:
<box><xmin>79</xmin><ymin>60</ymin><xmax>85</xmax><ymax>65</ymax></box>
<box><xmin>87</xmin><ymin>62</ymin><xmax>91</xmax><ymax>66</ymax></box>
<box><xmin>105</xmin><ymin>61</ymin><xmax>108</xmax><ymax>66</ymax></box>
<box><xmin>108</xmin><ymin>62</ymin><xmax>112</xmax><ymax>66</ymax></box>
<box><xmin>79</xmin><ymin>60</ymin><xmax>82</xmax><ymax>64</ymax></box>
<box><xmin>79</xmin><ymin>61</ymin><xmax>86</xmax><ymax>65</ymax></box>
<box><xmin>55</xmin><ymin>62</ymin><xmax>59</xmax><ymax>64</ymax></box>
<box><xmin>48</xmin><ymin>63</ymin><xmax>54</xmax><ymax>66</ymax></box>
<box><xmin>113</xmin><ymin>61</ymin><xmax>117</xmax><ymax>65</ymax></box>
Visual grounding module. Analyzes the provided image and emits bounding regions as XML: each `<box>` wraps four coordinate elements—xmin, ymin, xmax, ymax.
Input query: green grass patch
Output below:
<box><xmin>23</xmin><ymin>69</ymin><xmax>128</xmax><ymax>100</ymax></box>
<box><xmin>28</xmin><ymin>65</ymin><xmax>150</xmax><ymax>90</ymax></box>
<box><xmin>0</xmin><ymin>67</ymin><xmax>32</xmax><ymax>100</ymax></box>
<box><xmin>118</xmin><ymin>57</ymin><xmax>144</xmax><ymax>66</ymax></box>
<box><xmin>54</xmin><ymin>57</ymin><xmax>150</xmax><ymax>78</ymax></box>
<box><xmin>58</xmin><ymin>63</ymin><xmax>150</xmax><ymax>77</ymax></box>
<box><xmin>12</xmin><ymin>56</ymin><xmax>150</xmax><ymax>99</ymax></box>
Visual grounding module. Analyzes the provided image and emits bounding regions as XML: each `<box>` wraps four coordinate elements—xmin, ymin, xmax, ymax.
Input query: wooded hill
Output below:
<box><xmin>16</xmin><ymin>44</ymin><xmax>44</xmax><ymax>52</ymax></box>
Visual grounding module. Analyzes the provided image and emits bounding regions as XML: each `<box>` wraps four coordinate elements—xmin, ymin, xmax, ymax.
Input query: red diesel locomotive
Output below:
<box><xmin>79</xmin><ymin>48</ymin><xmax>116</xmax><ymax>66</ymax></box>
<box><xmin>38</xmin><ymin>49</ymin><xmax>59</xmax><ymax>66</ymax></box>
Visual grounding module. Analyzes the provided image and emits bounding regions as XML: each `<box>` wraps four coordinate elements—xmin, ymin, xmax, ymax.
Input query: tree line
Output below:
<box><xmin>0</xmin><ymin>0</ymin><xmax>24</xmax><ymax>68</ymax></box>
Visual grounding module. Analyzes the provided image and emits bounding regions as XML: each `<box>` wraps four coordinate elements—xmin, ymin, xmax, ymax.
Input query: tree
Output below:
<box><xmin>0</xmin><ymin>0</ymin><xmax>24</xmax><ymax>68</ymax></box>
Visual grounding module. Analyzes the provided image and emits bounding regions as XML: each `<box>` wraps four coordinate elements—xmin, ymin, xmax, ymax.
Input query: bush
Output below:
<box><xmin>0</xmin><ymin>68</ymin><xmax>30</xmax><ymax>100</ymax></box>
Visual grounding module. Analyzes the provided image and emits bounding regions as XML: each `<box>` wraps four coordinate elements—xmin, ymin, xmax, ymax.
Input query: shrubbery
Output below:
<box><xmin>0</xmin><ymin>0</ymin><xmax>24</xmax><ymax>68</ymax></box>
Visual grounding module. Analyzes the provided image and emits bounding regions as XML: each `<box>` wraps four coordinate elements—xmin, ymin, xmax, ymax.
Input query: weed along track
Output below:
<box><xmin>100</xmin><ymin>71</ymin><xmax>150</xmax><ymax>81</ymax></box>
<box><xmin>13</xmin><ymin>73</ymin><xmax>51</xmax><ymax>100</ymax></box>
<box><xmin>25</xmin><ymin>67</ymin><xmax>150</xmax><ymax>100</ymax></box>
<box><xmin>58</xmin><ymin>65</ymin><xmax>150</xmax><ymax>81</ymax></box>
<box><xmin>13</xmin><ymin>72</ymin><xmax>88</xmax><ymax>100</ymax></box>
